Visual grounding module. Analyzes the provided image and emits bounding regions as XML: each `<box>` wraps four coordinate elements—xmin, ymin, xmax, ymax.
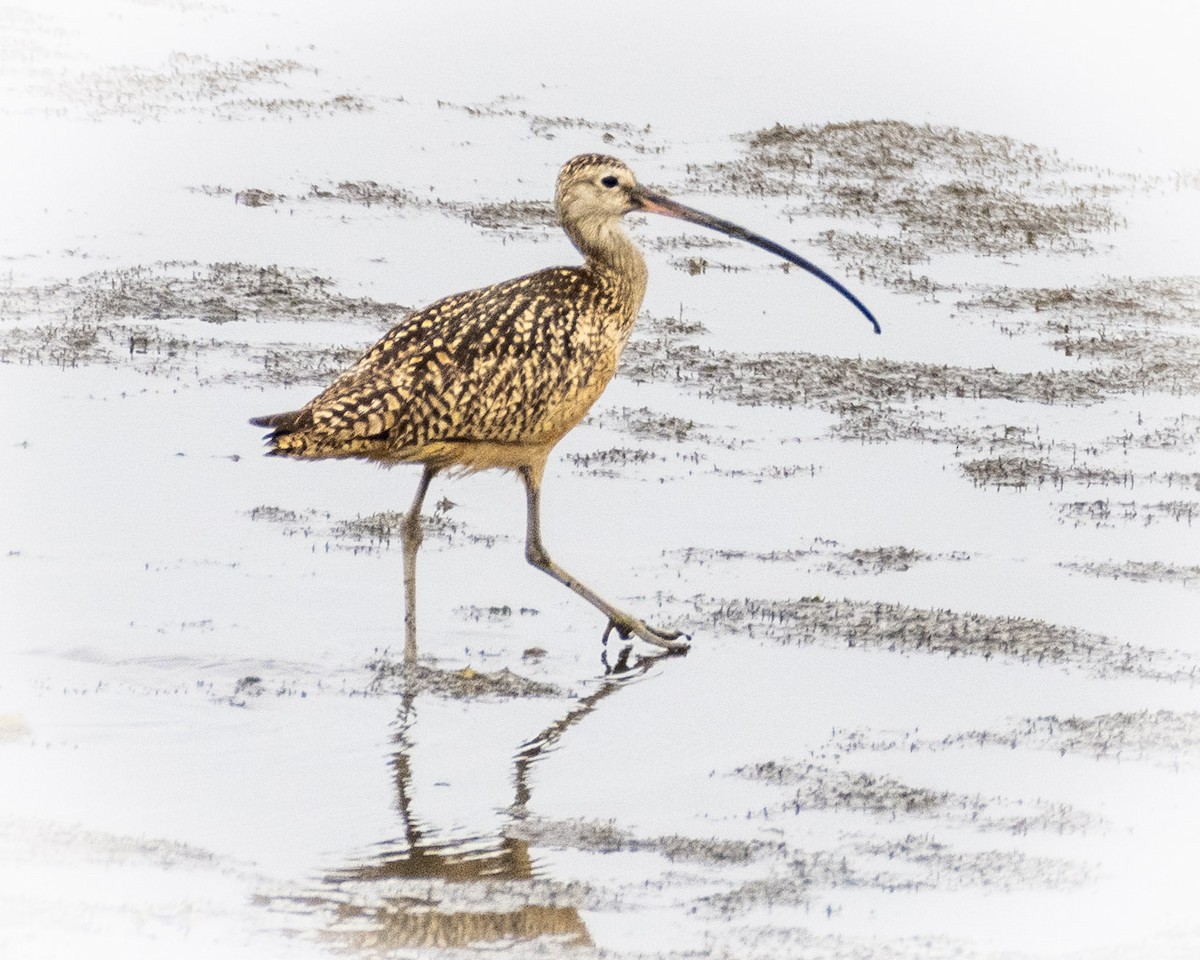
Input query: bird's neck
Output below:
<box><xmin>565</xmin><ymin>216</ymin><xmax>648</xmax><ymax>299</ymax></box>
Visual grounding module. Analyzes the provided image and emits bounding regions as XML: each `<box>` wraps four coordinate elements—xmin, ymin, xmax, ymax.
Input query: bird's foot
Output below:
<box><xmin>602</xmin><ymin>616</ymin><xmax>690</xmax><ymax>654</ymax></box>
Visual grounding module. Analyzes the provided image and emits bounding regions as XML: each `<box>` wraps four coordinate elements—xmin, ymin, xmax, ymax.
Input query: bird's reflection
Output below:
<box><xmin>276</xmin><ymin>646</ymin><xmax>662</xmax><ymax>953</ymax></box>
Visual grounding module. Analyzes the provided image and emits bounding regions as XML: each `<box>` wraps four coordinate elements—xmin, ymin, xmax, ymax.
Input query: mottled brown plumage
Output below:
<box><xmin>254</xmin><ymin>156</ymin><xmax>648</xmax><ymax>474</ymax></box>
<box><xmin>253</xmin><ymin>154</ymin><xmax>878</xmax><ymax>655</ymax></box>
<box><xmin>254</xmin><ymin>266</ymin><xmax>641</xmax><ymax>471</ymax></box>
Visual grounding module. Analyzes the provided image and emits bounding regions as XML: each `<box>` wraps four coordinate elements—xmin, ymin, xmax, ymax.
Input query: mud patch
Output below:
<box><xmin>695</xmin><ymin>595</ymin><xmax>1194</xmax><ymax>681</ymax></box>
<box><xmin>563</xmin><ymin>446</ymin><xmax>662</xmax><ymax>477</ymax></box>
<box><xmin>246</xmin><ymin>500</ymin><xmax>507</xmax><ymax>553</ymax></box>
<box><xmin>365</xmin><ymin>658</ymin><xmax>563</xmax><ymax>700</ymax></box>
<box><xmin>209</xmin><ymin>674</ymin><xmax>314</xmax><ymax>708</ymax></box>
<box><xmin>436</xmin><ymin>94</ymin><xmax>656</xmax><ymax>151</ymax></box>
<box><xmin>957</xmin><ymin>277</ymin><xmax>1200</xmax><ymax>394</ymax></box>
<box><xmin>1059</xmin><ymin>558</ymin><xmax>1200</xmax><ymax>587</ymax></box>
<box><xmin>820</xmin><ymin>709</ymin><xmax>1200</xmax><ymax>771</ymax></box>
<box><xmin>498</xmin><ymin>814</ymin><xmax>1090</xmax><ymax>944</ymax></box>
<box><xmin>304</xmin><ymin>180</ymin><xmax>561</xmax><ymax>241</ymax></box>
<box><xmin>622</xmin><ymin>296</ymin><xmax>1200</xmax><ymax>503</ymax></box>
<box><xmin>255</xmin><ymin>344</ymin><xmax>371</xmax><ymax>387</ymax></box>
<box><xmin>507</xmin><ymin>817</ymin><xmax>775</xmax><ymax>865</ymax></box>
<box><xmin>942</xmin><ymin>711</ymin><xmax>1200</xmax><ymax>768</ymax></box>
<box><xmin>1055</xmin><ymin>498</ymin><xmax>1199</xmax><ymax>528</ymax></box>
<box><xmin>622</xmin><ymin>324</ymin><xmax>1107</xmax><ymax>418</ymax></box>
<box><xmin>618</xmin><ymin>407</ymin><xmax>698</xmax><ymax>442</ymax></box>
<box><xmin>0</xmin><ymin>262</ymin><xmax>402</xmax><ymax>382</ymax></box>
<box><xmin>675</xmin><ymin>541</ymin><xmax>970</xmax><ymax>577</ymax></box>
<box><xmin>848</xmin><ymin>834</ymin><xmax>1092</xmax><ymax>892</ymax></box>
<box><xmin>691</xmin><ymin>121</ymin><xmax>1131</xmax><ymax>270</ymax></box>
<box><xmin>1</xmin><ymin>816</ymin><xmax>220</xmax><ymax>869</ymax></box>
<box><xmin>961</xmin><ymin>456</ymin><xmax>1135</xmax><ymax>490</ymax></box>
<box><xmin>734</xmin><ymin>760</ymin><xmax>1098</xmax><ymax>835</ymax></box>
<box><xmin>455</xmin><ymin>604</ymin><xmax>541</xmax><ymax>624</ymax></box>
<box><xmin>646</xmin><ymin>232</ymin><xmax>738</xmax><ymax>276</ymax></box>
<box><xmin>960</xmin><ymin>276</ymin><xmax>1200</xmax><ymax>333</ymax></box>
<box><xmin>814</xmin><ymin>229</ymin><xmax>952</xmax><ymax>297</ymax></box>
<box><xmin>703</xmin><ymin>835</ymin><xmax>1088</xmax><ymax>918</ymax></box>
<box><xmin>29</xmin><ymin>52</ymin><xmax>373</xmax><ymax>119</ymax></box>
<box><xmin>1107</xmin><ymin>412</ymin><xmax>1200</xmax><ymax>452</ymax></box>
<box><xmin>622</xmin><ymin>314</ymin><xmax>1190</xmax><ymax>418</ymax></box>
<box><xmin>217</xmin><ymin>178</ymin><xmax>562</xmax><ymax>242</ymax></box>
<box><xmin>41</xmin><ymin>261</ymin><xmax>403</xmax><ymax>326</ymax></box>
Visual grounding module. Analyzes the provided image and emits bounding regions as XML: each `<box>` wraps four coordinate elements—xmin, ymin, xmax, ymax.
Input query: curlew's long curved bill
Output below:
<box><xmin>634</xmin><ymin>186</ymin><xmax>881</xmax><ymax>335</ymax></box>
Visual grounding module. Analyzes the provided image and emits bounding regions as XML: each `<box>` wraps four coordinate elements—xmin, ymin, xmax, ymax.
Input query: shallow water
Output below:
<box><xmin>2</xmin><ymin>2</ymin><xmax>1199</xmax><ymax>959</ymax></box>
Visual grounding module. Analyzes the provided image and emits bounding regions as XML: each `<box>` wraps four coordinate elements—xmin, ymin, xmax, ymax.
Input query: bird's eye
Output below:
<box><xmin>600</xmin><ymin>175</ymin><xmax>619</xmax><ymax>188</ymax></box>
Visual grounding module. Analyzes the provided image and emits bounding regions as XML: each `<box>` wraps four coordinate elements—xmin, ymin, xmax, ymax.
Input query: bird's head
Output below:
<box><xmin>554</xmin><ymin>154</ymin><xmax>642</xmax><ymax>225</ymax></box>
<box><xmin>554</xmin><ymin>153</ymin><xmax>881</xmax><ymax>334</ymax></box>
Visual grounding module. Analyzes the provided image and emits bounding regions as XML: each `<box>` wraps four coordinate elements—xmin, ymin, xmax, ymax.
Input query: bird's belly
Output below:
<box><xmin>414</xmin><ymin>439</ymin><xmax>558</xmax><ymax>474</ymax></box>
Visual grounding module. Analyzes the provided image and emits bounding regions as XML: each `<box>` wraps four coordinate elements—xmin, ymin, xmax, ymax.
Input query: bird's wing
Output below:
<box><xmin>255</xmin><ymin>267</ymin><xmax>612</xmax><ymax>459</ymax></box>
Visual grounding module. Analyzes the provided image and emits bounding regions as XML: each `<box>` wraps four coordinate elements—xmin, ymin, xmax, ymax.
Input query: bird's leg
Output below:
<box><xmin>401</xmin><ymin>465</ymin><xmax>438</xmax><ymax>664</ymax></box>
<box><xmin>519</xmin><ymin>465</ymin><xmax>690</xmax><ymax>653</ymax></box>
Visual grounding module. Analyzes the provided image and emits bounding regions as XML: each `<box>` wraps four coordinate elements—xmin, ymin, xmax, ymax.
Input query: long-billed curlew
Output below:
<box><xmin>251</xmin><ymin>154</ymin><xmax>879</xmax><ymax>655</ymax></box>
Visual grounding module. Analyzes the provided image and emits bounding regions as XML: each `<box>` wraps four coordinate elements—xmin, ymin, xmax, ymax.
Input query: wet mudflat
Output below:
<box><xmin>2</xmin><ymin>2</ymin><xmax>1199</xmax><ymax>959</ymax></box>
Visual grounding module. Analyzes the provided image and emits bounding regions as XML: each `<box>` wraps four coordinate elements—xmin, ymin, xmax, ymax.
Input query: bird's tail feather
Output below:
<box><xmin>249</xmin><ymin>410</ymin><xmax>302</xmax><ymax>431</ymax></box>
